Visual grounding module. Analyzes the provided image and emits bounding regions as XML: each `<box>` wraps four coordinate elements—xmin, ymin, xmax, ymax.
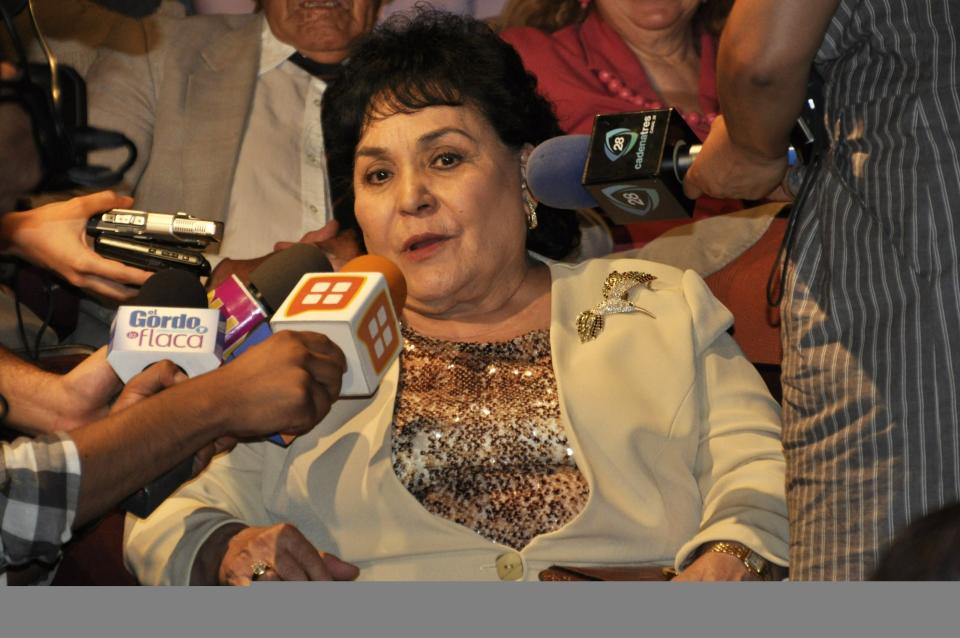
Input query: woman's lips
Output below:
<box><xmin>402</xmin><ymin>234</ymin><xmax>450</xmax><ymax>261</ymax></box>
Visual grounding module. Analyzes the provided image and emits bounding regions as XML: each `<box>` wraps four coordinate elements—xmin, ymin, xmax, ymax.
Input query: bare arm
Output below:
<box><xmin>683</xmin><ymin>0</ymin><xmax>839</xmax><ymax>200</ymax></box>
<box><xmin>0</xmin><ymin>347</ymin><xmax>122</xmax><ymax>434</ymax></box>
<box><xmin>68</xmin><ymin>330</ymin><xmax>346</xmax><ymax>528</ymax></box>
<box><xmin>718</xmin><ymin>0</ymin><xmax>839</xmax><ymax>158</ymax></box>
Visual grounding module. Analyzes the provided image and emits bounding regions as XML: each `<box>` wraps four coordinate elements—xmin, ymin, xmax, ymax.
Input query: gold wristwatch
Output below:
<box><xmin>705</xmin><ymin>541</ymin><xmax>770</xmax><ymax>579</ymax></box>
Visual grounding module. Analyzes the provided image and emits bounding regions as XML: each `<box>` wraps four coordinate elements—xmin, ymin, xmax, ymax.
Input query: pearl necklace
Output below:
<box><xmin>593</xmin><ymin>68</ymin><xmax>716</xmax><ymax>130</ymax></box>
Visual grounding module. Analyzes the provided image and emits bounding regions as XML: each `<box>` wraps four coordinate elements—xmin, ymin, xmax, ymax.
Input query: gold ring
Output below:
<box><xmin>251</xmin><ymin>560</ymin><xmax>272</xmax><ymax>581</ymax></box>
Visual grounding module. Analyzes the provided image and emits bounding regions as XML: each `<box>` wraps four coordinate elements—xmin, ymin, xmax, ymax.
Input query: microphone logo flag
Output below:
<box><xmin>108</xmin><ymin>306</ymin><xmax>223</xmax><ymax>381</ymax></box>
<box><xmin>286</xmin><ymin>275</ymin><xmax>365</xmax><ymax>314</ymax></box>
<box><xmin>604</xmin><ymin>127</ymin><xmax>638</xmax><ymax>161</ymax></box>
<box><xmin>208</xmin><ymin>275</ymin><xmax>267</xmax><ymax>355</ymax></box>
<box><xmin>600</xmin><ymin>184</ymin><xmax>660</xmax><ymax>216</ymax></box>
<box><xmin>357</xmin><ymin>291</ymin><xmax>398</xmax><ymax>374</ymax></box>
<box><xmin>271</xmin><ymin>272</ymin><xmax>402</xmax><ymax>396</ymax></box>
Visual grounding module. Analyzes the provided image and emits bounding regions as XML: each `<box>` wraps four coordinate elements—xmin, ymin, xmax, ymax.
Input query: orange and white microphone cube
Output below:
<box><xmin>270</xmin><ymin>271</ymin><xmax>402</xmax><ymax>397</ymax></box>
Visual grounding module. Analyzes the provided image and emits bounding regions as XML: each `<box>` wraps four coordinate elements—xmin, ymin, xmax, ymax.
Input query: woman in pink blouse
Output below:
<box><xmin>499</xmin><ymin>0</ymin><xmax>738</xmax><ymax>250</ymax></box>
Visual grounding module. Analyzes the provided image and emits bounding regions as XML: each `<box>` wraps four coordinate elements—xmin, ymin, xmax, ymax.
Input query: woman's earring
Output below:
<box><xmin>521</xmin><ymin>182</ymin><xmax>539</xmax><ymax>230</ymax></box>
<box><xmin>580</xmin><ymin>0</ymin><xmax>591</xmax><ymax>9</ymax></box>
<box><xmin>520</xmin><ymin>149</ymin><xmax>539</xmax><ymax>230</ymax></box>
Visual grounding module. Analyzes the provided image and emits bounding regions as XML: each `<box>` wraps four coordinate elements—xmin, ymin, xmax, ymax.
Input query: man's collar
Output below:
<box><xmin>260</xmin><ymin>19</ymin><xmax>296</xmax><ymax>75</ymax></box>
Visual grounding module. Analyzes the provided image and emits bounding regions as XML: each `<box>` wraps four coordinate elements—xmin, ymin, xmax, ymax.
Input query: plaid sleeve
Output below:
<box><xmin>0</xmin><ymin>432</ymin><xmax>82</xmax><ymax>570</ymax></box>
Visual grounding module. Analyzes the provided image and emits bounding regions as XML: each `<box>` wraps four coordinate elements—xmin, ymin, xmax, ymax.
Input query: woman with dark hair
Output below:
<box><xmin>125</xmin><ymin>10</ymin><xmax>788</xmax><ymax>584</ymax></box>
<box><xmin>322</xmin><ymin>4</ymin><xmax>581</xmax><ymax>263</ymax></box>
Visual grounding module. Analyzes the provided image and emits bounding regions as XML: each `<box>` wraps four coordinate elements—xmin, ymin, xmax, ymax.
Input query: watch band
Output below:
<box><xmin>705</xmin><ymin>541</ymin><xmax>769</xmax><ymax>579</ymax></box>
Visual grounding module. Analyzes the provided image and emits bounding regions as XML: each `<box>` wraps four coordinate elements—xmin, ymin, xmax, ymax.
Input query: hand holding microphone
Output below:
<box><xmin>112</xmin><ymin>265</ymin><xmax>348</xmax><ymax>516</ymax></box>
<box><xmin>681</xmin><ymin>114</ymin><xmax>792</xmax><ymax>201</ymax></box>
<box><xmin>109</xmin><ymin>268</ymin><xmax>221</xmax><ymax>516</ymax></box>
<box><xmin>265</xmin><ymin>254</ymin><xmax>407</xmax><ymax>445</ymax></box>
<box><xmin>207</xmin><ymin>330</ymin><xmax>347</xmax><ymax>439</ymax></box>
<box><xmin>526</xmin><ymin>108</ymin><xmax>804</xmax><ymax>222</ymax></box>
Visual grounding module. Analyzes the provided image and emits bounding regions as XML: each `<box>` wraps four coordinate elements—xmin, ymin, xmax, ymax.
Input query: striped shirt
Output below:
<box><xmin>0</xmin><ymin>433</ymin><xmax>81</xmax><ymax>582</ymax></box>
<box><xmin>782</xmin><ymin>0</ymin><xmax>960</xmax><ymax>580</ymax></box>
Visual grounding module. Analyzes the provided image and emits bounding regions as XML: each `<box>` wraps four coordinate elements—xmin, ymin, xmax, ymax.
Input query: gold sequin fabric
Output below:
<box><xmin>392</xmin><ymin>324</ymin><xmax>590</xmax><ymax>551</ymax></box>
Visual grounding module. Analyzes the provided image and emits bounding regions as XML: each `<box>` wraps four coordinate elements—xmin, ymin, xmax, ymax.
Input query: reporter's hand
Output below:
<box><xmin>219</xmin><ymin>523</ymin><xmax>359</xmax><ymax>585</ymax></box>
<box><xmin>191</xmin><ymin>435</ymin><xmax>238</xmax><ymax>477</ymax></box>
<box><xmin>0</xmin><ymin>191</ymin><xmax>152</xmax><ymax>299</ymax></box>
<box><xmin>47</xmin><ymin>346</ymin><xmax>122</xmax><ymax>431</ymax></box>
<box><xmin>673</xmin><ymin>550</ymin><xmax>761</xmax><ymax>582</ymax></box>
<box><xmin>210</xmin><ymin>330</ymin><xmax>347</xmax><ymax>439</ymax></box>
<box><xmin>273</xmin><ymin>220</ymin><xmax>361</xmax><ymax>271</ymax></box>
<box><xmin>683</xmin><ymin>115</ymin><xmax>789</xmax><ymax>201</ymax></box>
<box><xmin>110</xmin><ymin>360</ymin><xmax>184</xmax><ymax>414</ymax></box>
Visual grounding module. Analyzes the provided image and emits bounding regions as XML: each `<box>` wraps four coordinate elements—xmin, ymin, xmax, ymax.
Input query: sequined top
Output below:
<box><xmin>392</xmin><ymin>324</ymin><xmax>590</xmax><ymax>551</ymax></box>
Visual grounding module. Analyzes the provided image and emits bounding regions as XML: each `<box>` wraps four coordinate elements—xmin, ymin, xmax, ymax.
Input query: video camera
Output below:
<box><xmin>86</xmin><ymin>208</ymin><xmax>223</xmax><ymax>277</ymax></box>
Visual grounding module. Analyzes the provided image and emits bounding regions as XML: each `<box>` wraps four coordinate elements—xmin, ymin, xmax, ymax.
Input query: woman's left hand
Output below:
<box><xmin>672</xmin><ymin>551</ymin><xmax>761</xmax><ymax>582</ymax></box>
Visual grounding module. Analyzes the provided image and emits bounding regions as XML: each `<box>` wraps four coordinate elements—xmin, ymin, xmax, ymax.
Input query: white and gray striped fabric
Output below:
<box><xmin>782</xmin><ymin>0</ymin><xmax>960</xmax><ymax>580</ymax></box>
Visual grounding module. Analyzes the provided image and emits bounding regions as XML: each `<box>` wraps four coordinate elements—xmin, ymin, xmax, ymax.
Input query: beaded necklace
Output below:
<box><xmin>592</xmin><ymin>67</ymin><xmax>717</xmax><ymax>130</ymax></box>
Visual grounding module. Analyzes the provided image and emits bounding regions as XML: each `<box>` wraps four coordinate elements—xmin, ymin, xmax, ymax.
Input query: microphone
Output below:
<box><xmin>107</xmin><ymin>269</ymin><xmax>223</xmax><ymax>382</ymax></box>
<box><xmin>207</xmin><ymin>243</ymin><xmax>332</xmax><ymax>357</ymax></box>
<box><xmin>527</xmin><ymin>108</ymin><xmax>800</xmax><ymax>223</ymax></box>
<box><xmin>270</xmin><ymin>254</ymin><xmax>406</xmax><ymax>397</ymax></box>
<box><xmin>267</xmin><ymin>255</ymin><xmax>406</xmax><ymax>445</ymax></box>
<box><xmin>526</xmin><ymin>134</ymin><xmax>597</xmax><ymax>210</ymax></box>
<box><xmin>108</xmin><ymin>269</ymin><xmax>222</xmax><ymax>518</ymax></box>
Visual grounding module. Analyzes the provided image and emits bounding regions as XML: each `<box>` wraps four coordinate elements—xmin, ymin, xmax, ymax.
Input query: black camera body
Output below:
<box><xmin>86</xmin><ymin>209</ymin><xmax>222</xmax><ymax>277</ymax></box>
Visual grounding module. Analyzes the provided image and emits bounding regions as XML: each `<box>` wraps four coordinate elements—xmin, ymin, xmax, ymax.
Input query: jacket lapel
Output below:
<box><xmin>182</xmin><ymin>16</ymin><xmax>263</xmax><ymax>222</ymax></box>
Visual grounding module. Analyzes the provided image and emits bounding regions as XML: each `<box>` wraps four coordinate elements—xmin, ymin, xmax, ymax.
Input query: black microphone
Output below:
<box><xmin>112</xmin><ymin>269</ymin><xmax>222</xmax><ymax>518</ymax></box>
<box><xmin>527</xmin><ymin>109</ymin><xmax>804</xmax><ymax>223</ymax></box>
<box><xmin>208</xmin><ymin>243</ymin><xmax>332</xmax><ymax>357</ymax></box>
<box><xmin>528</xmin><ymin>108</ymin><xmax>703</xmax><ymax>223</ymax></box>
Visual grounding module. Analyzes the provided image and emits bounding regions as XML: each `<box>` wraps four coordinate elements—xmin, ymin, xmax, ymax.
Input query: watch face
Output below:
<box><xmin>745</xmin><ymin>552</ymin><xmax>767</xmax><ymax>574</ymax></box>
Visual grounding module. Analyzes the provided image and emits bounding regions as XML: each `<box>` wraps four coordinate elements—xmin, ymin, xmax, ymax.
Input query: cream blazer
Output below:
<box><xmin>125</xmin><ymin>257</ymin><xmax>789</xmax><ymax>584</ymax></box>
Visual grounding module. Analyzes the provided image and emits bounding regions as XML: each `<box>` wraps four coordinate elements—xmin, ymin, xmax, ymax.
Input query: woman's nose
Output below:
<box><xmin>397</xmin><ymin>171</ymin><xmax>437</xmax><ymax>216</ymax></box>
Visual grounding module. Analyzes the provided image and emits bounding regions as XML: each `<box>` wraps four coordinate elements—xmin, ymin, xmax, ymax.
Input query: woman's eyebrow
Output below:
<box><xmin>355</xmin><ymin>146</ymin><xmax>389</xmax><ymax>160</ymax></box>
<box><xmin>355</xmin><ymin>127</ymin><xmax>476</xmax><ymax>159</ymax></box>
<box><xmin>418</xmin><ymin>127</ymin><xmax>477</xmax><ymax>147</ymax></box>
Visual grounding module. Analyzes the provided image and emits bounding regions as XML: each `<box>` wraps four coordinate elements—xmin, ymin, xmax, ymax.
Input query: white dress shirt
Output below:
<box><xmin>216</xmin><ymin>20</ymin><xmax>332</xmax><ymax>265</ymax></box>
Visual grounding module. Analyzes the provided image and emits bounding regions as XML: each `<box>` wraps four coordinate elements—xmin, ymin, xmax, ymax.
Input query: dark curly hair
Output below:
<box><xmin>322</xmin><ymin>8</ymin><xmax>580</xmax><ymax>260</ymax></box>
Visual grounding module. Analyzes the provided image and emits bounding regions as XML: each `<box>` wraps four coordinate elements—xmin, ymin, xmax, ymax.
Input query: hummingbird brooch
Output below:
<box><xmin>575</xmin><ymin>271</ymin><xmax>657</xmax><ymax>343</ymax></box>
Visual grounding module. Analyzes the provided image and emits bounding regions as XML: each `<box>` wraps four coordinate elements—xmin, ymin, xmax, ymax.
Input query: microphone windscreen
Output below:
<box><xmin>250</xmin><ymin>243</ymin><xmax>332</xmax><ymax>312</ymax></box>
<box><xmin>135</xmin><ymin>269</ymin><xmax>207</xmax><ymax>309</ymax></box>
<box><xmin>526</xmin><ymin>135</ymin><xmax>598</xmax><ymax>210</ymax></box>
<box><xmin>341</xmin><ymin>254</ymin><xmax>407</xmax><ymax>313</ymax></box>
